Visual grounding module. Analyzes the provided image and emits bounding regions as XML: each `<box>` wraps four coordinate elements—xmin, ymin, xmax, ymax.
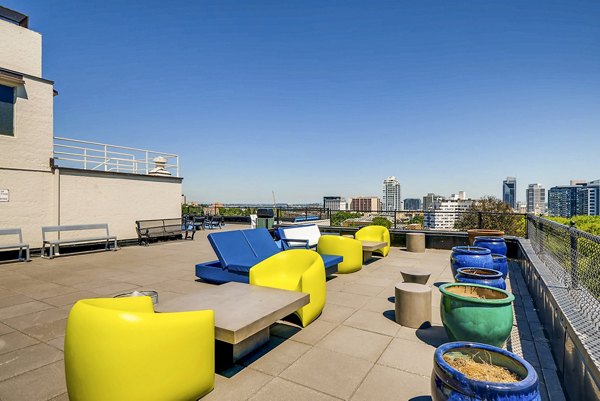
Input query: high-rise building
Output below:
<box><xmin>382</xmin><ymin>176</ymin><xmax>402</xmax><ymax>211</ymax></box>
<box><xmin>423</xmin><ymin>198</ymin><xmax>474</xmax><ymax>230</ymax></box>
<box><xmin>503</xmin><ymin>177</ymin><xmax>517</xmax><ymax>210</ymax></box>
<box><xmin>403</xmin><ymin>198</ymin><xmax>422</xmax><ymax>210</ymax></box>
<box><xmin>526</xmin><ymin>184</ymin><xmax>546</xmax><ymax>215</ymax></box>
<box><xmin>548</xmin><ymin>186</ymin><xmax>581</xmax><ymax>217</ymax></box>
<box><xmin>323</xmin><ymin>196</ymin><xmax>346</xmax><ymax>211</ymax></box>
<box><xmin>348</xmin><ymin>197</ymin><xmax>380</xmax><ymax>212</ymax></box>
<box><xmin>586</xmin><ymin>180</ymin><xmax>600</xmax><ymax>216</ymax></box>
<box><xmin>579</xmin><ymin>180</ymin><xmax>600</xmax><ymax>216</ymax></box>
<box><xmin>423</xmin><ymin>193</ymin><xmax>444</xmax><ymax>210</ymax></box>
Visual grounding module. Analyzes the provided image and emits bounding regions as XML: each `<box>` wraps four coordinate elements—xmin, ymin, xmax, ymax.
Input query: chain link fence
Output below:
<box><xmin>527</xmin><ymin>215</ymin><xmax>600</xmax><ymax>328</ymax></box>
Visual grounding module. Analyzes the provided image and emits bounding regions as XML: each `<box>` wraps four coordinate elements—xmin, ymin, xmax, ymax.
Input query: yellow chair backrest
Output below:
<box><xmin>250</xmin><ymin>249</ymin><xmax>325</xmax><ymax>327</ymax></box>
<box><xmin>65</xmin><ymin>297</ymin><xmax>215</xmax><ymax>401</ymax></box>
<box><xmin>355</xmin><ymin>225</ymin><xmax>391</xmax><ymax>256</ymax></box>
<box><xmin>317</xmin><ymin>235</ymin><xmax>363</xmax><ymax>273</ymax></box>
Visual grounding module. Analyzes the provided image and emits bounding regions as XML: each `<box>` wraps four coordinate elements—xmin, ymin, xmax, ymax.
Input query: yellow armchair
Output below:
<box><xmin>249</xmin><ymin>249</ymin><xmax>325</xmax><ymax>327</ymax></box>
<box><xmin>65</xmin><ymin>297</ymin><xmax>215</xmax><ymax>401</ymax></box>
<box><xmin>317</xmin><ymin>235</ymin><xmax>362</xmax><ymax>273</ymax></box>
<box><xmin>355</xmin><ymin>225</ymin><xmax>391</xmax><ymax>257</ymax></box>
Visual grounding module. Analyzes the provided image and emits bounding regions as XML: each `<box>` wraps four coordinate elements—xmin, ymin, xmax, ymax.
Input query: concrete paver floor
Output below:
<box><xmin>0</xmin><ymin>225</ymin><xmax>564</xmax><ymax>400</ymax></box>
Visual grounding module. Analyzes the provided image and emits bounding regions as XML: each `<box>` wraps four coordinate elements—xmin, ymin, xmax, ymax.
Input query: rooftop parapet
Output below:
<box><xmin>53</xmin><ymin>137</ymin><xmax>180</xmax><ymax>177</ymax></box>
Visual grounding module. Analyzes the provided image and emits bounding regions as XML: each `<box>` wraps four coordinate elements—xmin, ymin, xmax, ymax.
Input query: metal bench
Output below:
<box><xmin>0</xmin><ymin>228</ymin><xmax>30</xmax><ymax>262</ymax></box>
<box><xmin>136</xmin><ymin>218</ymin><xmax>186</xmax><ymax>246</ymax></box>
<box><xmin>41</xmin><ymin>224</ymin><xmax>117</xmax><ymax>259</ymax></box>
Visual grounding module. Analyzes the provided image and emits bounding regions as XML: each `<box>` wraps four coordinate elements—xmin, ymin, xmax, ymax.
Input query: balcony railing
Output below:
<box><xmin>53</xmin><ymin>137</ymin><xmax>179</xmax><ymax>177</ymax></box>
<box><xmin>527</xmin><ymin>215</ymin><xmax>600</xmax><ymax>326</ymax></box>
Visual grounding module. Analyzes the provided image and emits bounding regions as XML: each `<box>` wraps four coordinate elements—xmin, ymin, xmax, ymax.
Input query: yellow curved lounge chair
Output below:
<box><xmin>65</xmin><ymin>297</ymin><xmax>215</xmax><ymax>401</ymax></box>
<box><xmin>317</xmin><ymin>235</ymin><xmax>362</xmax><ymax>274</ymax></box>
<box><xmin>249</xmin><ymin>249</ymin><xmax>325</xmax><ymax>327</ymax></box>
<box><xmin>355</xmin><ymin>225</ymin><xmax>391</xmax><ymax>257</ymax></box>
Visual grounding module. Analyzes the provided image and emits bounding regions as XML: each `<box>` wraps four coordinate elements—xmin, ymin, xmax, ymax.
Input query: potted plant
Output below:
<box><xmin>439</xmin><ymin>283</ymin><xmax>514</xmax><ymax>347</ymax></box>
<box><xmin>450</xmin><ymin>246</ymin><xmax>494</xmax><ymax>277</ymax></box>
<box><xmin>455</xmin><ymin>267</ymin><xmax>506</xmax><ymax>290</ymax></box>
<box><xmin>432</xmin><ymin>341</ymin><xmax>540</xmax><ymax>401</ymax></box>
<box><xmin>467</xmin><ymin>229</ymin><xmax>504</xmax><ymax>246</ymax></box>
<box><xmin>473</xmin><ymin>236</ymin><xmax>507</xmax><ymax>256</ymax></box>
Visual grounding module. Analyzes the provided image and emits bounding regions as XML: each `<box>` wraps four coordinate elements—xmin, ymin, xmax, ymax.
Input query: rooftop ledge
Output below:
<box><xmin>53</xmin><ymin>136</ymin><xmax>180</xmax><ymax>178</ymax></box>
<box><xmin>2</xmin><ymin>222</ymin><xmax>594</xmax><ymax>400</ymax></box>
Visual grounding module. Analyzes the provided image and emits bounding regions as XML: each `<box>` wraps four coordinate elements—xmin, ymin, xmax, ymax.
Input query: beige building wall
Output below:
<box><xmin>1</xmin><ymin>77</ymin><xmax>55</xmax><ymax>170</ymax></box>
<box><xmin>0</xmin><ymin>19</ymin><xmax>42</xmax><ymax>76</ymax></box>
<box><xmin>58</xmin><ymin>169</ymin><xmax>182</xmax><ymax>242</ymax></box>
<box><xmin>0</xmin><ymin>169</ymin><xmax>56</xmax><ymax>248</ymax></box>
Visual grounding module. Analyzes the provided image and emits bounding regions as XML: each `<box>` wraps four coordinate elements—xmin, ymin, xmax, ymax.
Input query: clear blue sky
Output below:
<box><xmin>7</xmin><ymin>0</ymin><xmax>600</xmax><ymax>204</ymax></box>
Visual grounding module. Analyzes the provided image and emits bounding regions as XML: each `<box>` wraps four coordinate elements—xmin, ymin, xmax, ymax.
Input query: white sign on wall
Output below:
<box><xmin>0</xmin><ymin>189</ymin><xmax>9</xmax><ymax>202</ymax></box>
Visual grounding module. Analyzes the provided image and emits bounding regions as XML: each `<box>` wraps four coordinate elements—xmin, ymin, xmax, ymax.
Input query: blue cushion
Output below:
<box><xmin>195</xmin><ymin>261</ymin><xmax>250</xmax><ymax>284</ymax></box>
<box><xmin>208</xmin><ymin>230</ymin><xmax>256</xmax><ymax>271</ymax></box>
<box><xmin>207</xmin><ymin>228</ymin><xmax>279</xmax><ymax>273</ymax></box>
<box><xmin>320</xmin><ymin>254</ymin><xmax>343</xmax><ymax>268</ymax></box>
<box><xmin>243</xmin><ymin>228</ymin><xmax>281</xmax><ymax>260</ymax></box>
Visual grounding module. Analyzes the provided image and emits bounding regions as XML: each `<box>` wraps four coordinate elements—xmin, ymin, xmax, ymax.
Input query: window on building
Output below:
<box><xmin>0</xmin><ymin>84</ymin><xmax>15</xmax><ymax>136</ymax></box>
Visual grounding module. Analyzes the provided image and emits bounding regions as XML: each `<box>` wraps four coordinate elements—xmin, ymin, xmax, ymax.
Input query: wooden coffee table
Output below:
<box><xmin>156</xmin><ymin>282</ymin><xmax>309</xmax><ymax>364</ymax></box>
<box><xmin>360</xmin><ymin>240</ymin><xmax>387</xmax><ymax>262</ymax></box>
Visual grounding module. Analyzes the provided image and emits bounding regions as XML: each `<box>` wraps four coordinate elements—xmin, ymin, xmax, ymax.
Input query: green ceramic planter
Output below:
<box><xmin>439</xmin><ymin>283</ymin><xmax>514</xmax><ymax>347</ymax></box>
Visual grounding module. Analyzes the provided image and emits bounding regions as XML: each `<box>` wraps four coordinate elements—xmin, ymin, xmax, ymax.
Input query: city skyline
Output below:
<box><xmin>5</xmin><ymin>1</ymin><xmax>600</xmax><ymax>204</ymax></box>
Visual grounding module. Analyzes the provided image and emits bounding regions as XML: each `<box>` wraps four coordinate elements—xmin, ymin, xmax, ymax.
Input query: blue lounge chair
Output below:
<box><xmin>195</xmin><ymin>228</ymin><xmax>342</xmax><ymax>284</ymax></box>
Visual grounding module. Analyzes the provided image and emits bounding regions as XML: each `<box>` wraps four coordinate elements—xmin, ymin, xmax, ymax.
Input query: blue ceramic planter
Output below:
<box><xmin>455</xmin><ymin>268</ymin><xmax>506</xmax><ymax>290</ymax></box>
<box><xmin>450</xmin><ymin>246</ymin><xmax>493</xmax><ymax>277</ymax></box>
<box><xmin>431</xmin><ymin>342</ymin><xmax>541</xmax><ymax>401</ymax></box>
<box><xmin>492</xmin><ymin>254</ymin><xmax>508</xmax><ymax>279</ymax></box>
<box><xmin>473</xmin><ymin>236</ymin><xmax>507</xmax><ymax>256</ymax></box>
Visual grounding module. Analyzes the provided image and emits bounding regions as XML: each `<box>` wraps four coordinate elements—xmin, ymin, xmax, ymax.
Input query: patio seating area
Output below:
<box><xmin>0</xmin><ymin>224</ymin><xmax>564</xmax><ymax>401</ymax></box>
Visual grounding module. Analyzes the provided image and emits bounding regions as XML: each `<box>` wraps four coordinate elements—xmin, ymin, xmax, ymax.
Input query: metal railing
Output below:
<box><xmin>275</xmin><ymin>207</ymin><xmax>527</xmax><ymax>236</ymax></box>
<box><xmin>527</xmin><ymin>215</ymin><xmax>600</xmax><ymax>327</ymax></box>
<box><xmin>53</xmin><ymin>137</ymin><xmax>179</xmax><ymax>177</ymax></box>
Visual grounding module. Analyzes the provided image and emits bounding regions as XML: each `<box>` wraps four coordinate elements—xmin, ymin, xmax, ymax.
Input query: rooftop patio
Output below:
<box><xmin>0</xmin><ymin>225</ymin><xmax>565</xmax><ymax>401</ymax></box>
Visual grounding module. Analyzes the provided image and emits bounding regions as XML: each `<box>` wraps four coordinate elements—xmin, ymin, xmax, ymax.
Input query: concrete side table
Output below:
<box><xmin>394</xmin><ymin>282</ymin><xmax>432</xmax><ymax>329</ymax></box>
<box><xmin>400</xmin><ymin>267</ymin><xmax>431</xmax><ymax>284</ymax></box>
<box><xmin>406</xmin><ymin>232</ymin><xmax>425</xmax><ymax>253</ymax></box>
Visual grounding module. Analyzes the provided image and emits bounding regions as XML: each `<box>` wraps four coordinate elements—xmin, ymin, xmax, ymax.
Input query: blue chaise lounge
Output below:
<box><xmin>195</xmin><ymin>228</ymin><xmax>342</xmax><ymax>284</ymax></box>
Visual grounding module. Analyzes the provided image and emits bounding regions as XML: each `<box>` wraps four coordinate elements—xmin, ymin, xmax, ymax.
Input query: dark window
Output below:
<box><xmin>0</xmin><ymin>84</ymin><xmax>15</xmax><ymax>136</ymax></box>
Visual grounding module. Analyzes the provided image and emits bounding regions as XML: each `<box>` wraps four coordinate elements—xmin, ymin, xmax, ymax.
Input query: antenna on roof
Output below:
<box><xmin>272</xmin><ymin>190</ymin><xmax>276</xmax><ymax>208</ymax></box>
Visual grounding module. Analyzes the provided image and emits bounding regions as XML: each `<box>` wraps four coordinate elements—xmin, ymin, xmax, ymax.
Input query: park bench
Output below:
<box><xmin>41</xmin><ymin>224</ymin><xmax>117</xmax><ymax>259</ymax></box>
<box><xmin>0</xmin><ymin>228</ymin><xmax>30</xmax><ymax>262</ymax></box>
<box><xmin>136</xmin><ymin>218</ymin><xmax>189</xmax><ymax>246</ymax></box>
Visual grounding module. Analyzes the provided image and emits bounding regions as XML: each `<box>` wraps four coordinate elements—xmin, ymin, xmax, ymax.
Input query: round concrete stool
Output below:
<box><xmin>394</xmin><ymin>282</ymin><xmax>432</xmax><ymax>329</ymax></box>
<box><xmin>400</xmin><ymin>267</ymin><xmax>432</xmax><ymax>284</ymax></box>
<box><xmin>406</xmin><ymin>232</ymin><xmax>425</xmax><ymax>253</ymax></box>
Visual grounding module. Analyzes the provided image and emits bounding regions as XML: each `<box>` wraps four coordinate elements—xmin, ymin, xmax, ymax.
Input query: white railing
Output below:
<box><xmin>53</xmin><ymin>137</ymin><xmax>179</xmax><ymax>177</ymax></box>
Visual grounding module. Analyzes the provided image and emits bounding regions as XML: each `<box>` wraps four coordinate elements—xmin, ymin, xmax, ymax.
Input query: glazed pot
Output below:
<box><xmin>455</xmin><ymin>268</ymin><xmax>506</xmax><ymax>290</ymax></box>
<box><xmin>439</xmin><ymin>283</ymin><xmax>514</xmax><ymax>347</ymax></box>
<box><xmin>431</xmin><ymin>341</ymin><xmax>541</xmax><ymax>401</ymax></box>
<box><xmin>450</xmin><ymin>246</ymin><xmax>493</xmax><ymax>277</ymax></box>
<box><xmin>473</xmin><ymin>236</ymin><xmax>507</xmax><ymax>256</ymax></box>
<box><xmin>467</xmin><ymin>229</ymin><xmax>504</xmax><ymax>246</ymax></box>
<box><xmin>492</xmin><ymin>254</ymin><xmax>508</xmax><ymax>279</ymax></box>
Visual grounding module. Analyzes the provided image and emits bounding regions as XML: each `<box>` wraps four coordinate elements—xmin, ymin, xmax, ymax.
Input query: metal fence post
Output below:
<box><xmin>569</xmin><ymin>221</ymin><xmax>579</xmax><ymax>288</ymax></box>
<box><xmin>477</xmin><ymin>212</ymin><xmax>483</xmax><ymax>229</ymax></box>
<box><xmin>394</xmin><ymin>210</ymin><xmax>397</xmax><ymax>229</ymax></box>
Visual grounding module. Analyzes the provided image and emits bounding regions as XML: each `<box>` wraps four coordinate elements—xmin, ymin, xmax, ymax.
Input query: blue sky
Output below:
<box><xmin>7</xmin><ymin>1</ymin><xmax>600</xmax><ymax>204</ymax></box>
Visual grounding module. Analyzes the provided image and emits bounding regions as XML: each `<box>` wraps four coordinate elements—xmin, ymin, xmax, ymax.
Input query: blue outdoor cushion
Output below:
<box><xmin>195</xmin><ymin>261</ymin><xmax>250</xmax><ymax>284</ymax></box>
<box><xmin>207</xmin><ymin>228</ymin><xmax>279</xmax><ymax>273</ymax></box>
<box><xmin>320</xmin><ymin>254</ymin><xmax>343</xmax><ymax>268</ymax></box>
